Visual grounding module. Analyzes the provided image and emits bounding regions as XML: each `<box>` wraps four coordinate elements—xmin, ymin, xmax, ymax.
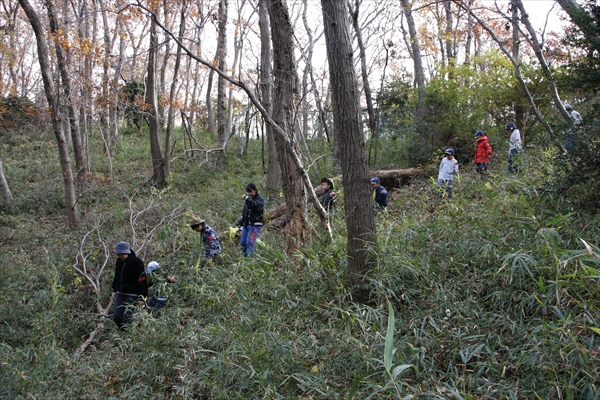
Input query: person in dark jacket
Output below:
<box><xmin>370</xmin><ymin>177</ymin><xmax>388</xmax><ymax>209</ymax></box>
<box><xmin>190</xmin><ymin>216</ymin><xmax>222</xmax><ymax>265</ymax></box>
<box><xmin>238</xmin><ymin>183</ymin><xmax>265</xmax><ymax>257</ymax></box>
<box><xmin>111</xmin><ymin>241</ymin><xmax>147</xmax><ymax>329</ymax></box>
<box><xmin>320</xmin><ymin>177</ymin><xmax>337</xmax><ymax>212</ymax></box>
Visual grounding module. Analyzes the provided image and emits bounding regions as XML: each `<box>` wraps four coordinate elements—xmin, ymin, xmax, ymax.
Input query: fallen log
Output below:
<box><xmin>368</xmin><ymin>167</ymin><xmax>424</xmax><ymax>188</ymax></box>
<box><xmin>265</xmin><ymin>167</ymin><xmax>423</xmax><ymax>223</ymax></box>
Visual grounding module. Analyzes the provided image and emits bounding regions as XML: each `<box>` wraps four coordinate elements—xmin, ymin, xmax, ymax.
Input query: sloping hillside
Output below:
<box><xmin>1</xmin><ymin>133</ymin><xmax>599</xmax><ymax>399</ymax></box>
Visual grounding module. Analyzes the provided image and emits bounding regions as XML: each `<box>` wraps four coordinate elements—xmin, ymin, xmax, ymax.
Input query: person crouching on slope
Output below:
<box><xmin>474</xmin><ymin>129</ymin><xmax>492</xmax><ymax>174</ymax></box>
<box><xmin>190</xmin><ymin>216</ymin><xmax>222</xmax><ymax>266</ymax></box>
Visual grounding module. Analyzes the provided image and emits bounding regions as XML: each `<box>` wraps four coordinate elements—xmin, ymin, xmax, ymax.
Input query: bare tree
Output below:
<box><xmin>0</xmin><ymin>160</ymin><xmax>13</xmax><ymax>212</ymax></box>
<box><xmin>453</xmin><ymin>0</ymin><xmax>554</xmax><ymax>135</ymax></box>
<box><xmin>46</xmin><ymin>0</ymin><xmax>87</xmax><ymax>183</ymax></box>
<box><xmin>164</xmin><ymin>3</ymin><xmax>187</xmax><ymax>180</ymax></box>
<box><xmin>18</xmin><ymin>0</ymin><xmax>80</xmax><ymax>228</ymax></box>
<box><xmin>216</xmin><ymin>0</ymin><xmax>228</xmax><ymax>148</ymax></box>
<box><xmin>268</xmin><ymin>0</ymin><xmax>307</xmax><ymax>255</ymax></box>
<box><xmin>258</xmin><ymin>0</ymin><xmax>280</xmax><ymax>192</ymax></box>
<box><xmin>400</xmin><ymin>0</ymin><xmax>428</xmax><ymax>123</ymax></box>
<box><xmin>136</xmin><ymin>2</ymin><xmax>331</xmax><ymax>243</ymax></box>
<box><xmin>444</xmin><ymin>1</ymin><xmax>455</xmax><ymax>66</ymax></box>
<box><xmin>348</xmin><ymin>0</ymin><xmax>378</xmax><ymax>165</ymax></box>
<box><xmin>512</xmin><ymin>0</ymin><xmax>571</xmax><ymax>123</ymax></box>
<box><xmin>147</xmin><ymin>11</ymin><xmax>167</xmax><ymax>188</ymax></box>
<box><xmin>464</xmin><ymin>0</ymin><xmax>474</xmax><ymax>63</ymax></box>
<box><xmin>321</xmin><ymin>0</ymin><xmax>377</xmax><ymax>303</ymax></box>
<box><xmin>510</xmin><ymin>0</ymin><xmax>524</xmax><ymax>130</ymax></box>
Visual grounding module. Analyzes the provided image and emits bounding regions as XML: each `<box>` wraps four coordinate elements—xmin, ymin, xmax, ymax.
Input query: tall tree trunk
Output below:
<box><xmin>400</xmin><ymin>0</ymin><xmax>428</xmax><ymax>123</ymax></box>
<box><xmin>76</xmin><ymin>0</ymin><xmax>92</xmax><ymax>170</ymax></box>
<box><xmin>110</xmin><ymin>0</ymin><xmax>125</xmax><ymax>146</ymax></box>
<box><xmin>0</xmin><ymin>160</ymin><xmax>13</xmax><ymax>212</ymax></box>
<box><xmin>216</xmin><ymin>0</ymin><xmax>228</xmax><ymax>148</ymax></box>
<box><xmin>18</xmin><ymin>0</ymin><xmax>80</xmax><ymax>228</ymax></box>
<box><xmin>464</xmin><ymin>0</ymin><xmax>474</xmax><ymax>63</ymax></box>
<box><xmin>46</xmin><ymin>0</ymin><xmax>86</xmax><ymax>183</ymax></box>
<box><xmin>147</xmin><ymin>12</ymin><xmax>167</xmax><ymax>188</ymax></box>
<box><xmin>268</xmin><ymin>0</ymin><xmax>307</xmax><ymax>255</ymax></box>
<box><xmin>348</xmin><ymin>0</ymin><xmax>378</xmax><ymax>165</ymax></box>
<box><xmin>511</xmin><ymin>0</ymin><xmax>525</xmax><ymax>134</ymax></box>
<box><xmin>206</xmin><ymin>69</ymin><xmax>215</xmax><ymax>135</ymax></box>
<box><xmin>164</xmin><ymin>4</ymin><xmax>186</xmax><ymax>180</ymax></box>
<box><xmin>513</xmin><ymin>0</ymin><xmax>571</xmax><ymax>124</ymax></box>
<box><xmin>224</xmin><ymin>3</ymin><xmax>246</xmax><ymax>152</ymax></box>
<box><xmin>188</xmin><ymin>52</ymin><xmax>201</xmax><ymax>129</ymax></box>
<box><xmin>99</xmin><ymin>0</ymin><xmax>114</xmax><ymax>142</ymax></box>
<box><xmin>444</xmin><ymin>1</ymin><xmax>455</xmax><ymax>68</ymax></box>
<box><xmin>259</xmin><ymin>0</ymin><xmax>280</xmax><ymax>192</ymax></box>
<box><xmin>321</xmin><ymin>0</ymin><xmax>377</xmax><ymax>303</ymax></box>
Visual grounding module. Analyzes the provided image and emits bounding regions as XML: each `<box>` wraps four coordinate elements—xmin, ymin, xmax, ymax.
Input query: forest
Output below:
<box><xmin>1</xmin><ymin>0</ymin><xmax>600</xmax><ymax>398</ymax></box>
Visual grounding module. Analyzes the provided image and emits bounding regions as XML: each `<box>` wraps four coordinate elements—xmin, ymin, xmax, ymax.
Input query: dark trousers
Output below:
<box><xmin>113</xmin><ymin>292</ymin><xmax>138</xmax><ymax>329</ymax></box>
<box><xmin>508</xmin><ymin>149</ymin><xmax>520</xmax><ymax>173</ymax></box>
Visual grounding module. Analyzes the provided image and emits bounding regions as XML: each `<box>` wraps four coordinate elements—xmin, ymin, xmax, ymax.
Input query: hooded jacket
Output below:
<box><xmin>474</xmin><ymin>135</ymin><xmax>492</xmax><ymax>163</ymax></box>
<box><xmin>112</xmin><ymin>249</ymin><xmax>147</xmax><ymax>296</ymax></box>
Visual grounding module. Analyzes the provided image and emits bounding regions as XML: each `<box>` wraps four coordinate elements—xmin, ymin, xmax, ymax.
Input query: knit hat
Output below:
<box><xmin>190</xmin><ymin>216</ymin><xmax>204</xmax><ymax>228</ymax></box>
<box><xmin>146</xmin><ymin>261</ymin><xmax>160</xmax><ymax>273</ymax></box>
<box><xmin>114</xmin><ymin>241</ymin><xmax>131</xmax><ymax>254</ymax></box>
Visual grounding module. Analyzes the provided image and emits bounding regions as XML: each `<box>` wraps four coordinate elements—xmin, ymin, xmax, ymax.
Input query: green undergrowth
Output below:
<box><xmin>1</xmin><ymin>132</ymin><xmax>600</xmax><ymax>399</ymax></box>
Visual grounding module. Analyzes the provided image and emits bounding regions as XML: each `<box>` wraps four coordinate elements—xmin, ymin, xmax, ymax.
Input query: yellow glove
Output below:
<box><xmin>229</xmin><ymin>227</ymin><xmax>240</xmax><ymax>239</ymax></box>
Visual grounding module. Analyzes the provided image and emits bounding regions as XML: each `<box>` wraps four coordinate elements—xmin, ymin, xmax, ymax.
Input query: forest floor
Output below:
<box><xmin>1</xmin><ymin>132</ymin><xmax>599</xmax><ymax>399</ymax></box>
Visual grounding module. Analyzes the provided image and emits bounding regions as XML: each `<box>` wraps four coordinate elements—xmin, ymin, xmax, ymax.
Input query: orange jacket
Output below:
<box><xmin>474</xmin><ymin>136</ymin><xmax>492</xmax><ymax>163</ymax></box>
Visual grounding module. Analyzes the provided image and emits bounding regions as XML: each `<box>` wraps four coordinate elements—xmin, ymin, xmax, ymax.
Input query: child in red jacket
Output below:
<box><xmin>474</xmin><ymin>130</ymin><xmax>492</xmax><ymax>173</ymax></box>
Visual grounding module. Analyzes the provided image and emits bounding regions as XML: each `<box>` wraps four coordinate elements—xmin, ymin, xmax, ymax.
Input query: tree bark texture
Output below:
<box><xmin>259</xmin><ymin>0</ymin><xmax>280</xmax><ymax>192</ymax></box>
<box><xmin>18</xmin><ymin>0</ymin><xmax>80</xmax><ymax>228</ymax></box>
<box><xmin>46</xmin><ymin>0</ymin><xmax>86</xmax><ymax>183</ymax></box>
<box><xmin>164</xmin><ymin>5</ymin><xmax>186</xmax><ymax>179</ymax></box>
<box><xmin>217</xmin><ymin>0</ymin><xmax>228</xmax><ymax>148</ymax></box>
<box><xmin>511</xmin><ymin>0</ymin><xmax>525</xmax><ymax>132</ymax></box>
<box><xmin>0</xmin><ymin>160</ymin><xmax>13</xmax><ymax>212</ymax></box>
<box><xmin>321</xmin><ymin>0</ymin><xmax>377</xmax><ymax>303</ymax></box>
<box><xmin>400</xmin><ymin>0</ymin><xmax>428</xmax><ymax>123</ymax></box>
<box><xmin>349</xmin><ymin>0</ymin><xmax>377</xmax><ymax>154</ymax></box>
<box><xmin>268</xmin><ymin>0</ymin><xmax>307</xmax><ymax>255</ymax></box>
<box><xmin>444</xmin><ymin>1</ymin><xmax>455</xmax><ymax>66</ymax></box>
<box><xmin>147</xmin><ymin>13</ymin><xmax>167</xmax><ymax>188</ymax></box>
<box><xmin>464</xmin><ymin>0</ymin><xmax>473</xmax><ymax>63</ymax></box>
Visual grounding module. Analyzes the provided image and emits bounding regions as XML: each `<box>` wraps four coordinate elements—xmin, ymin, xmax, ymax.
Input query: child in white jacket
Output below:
<box><xmin>438</xmin><ymin>148</ymin><xmax>459</xmax><ymax>198</ymax></box>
